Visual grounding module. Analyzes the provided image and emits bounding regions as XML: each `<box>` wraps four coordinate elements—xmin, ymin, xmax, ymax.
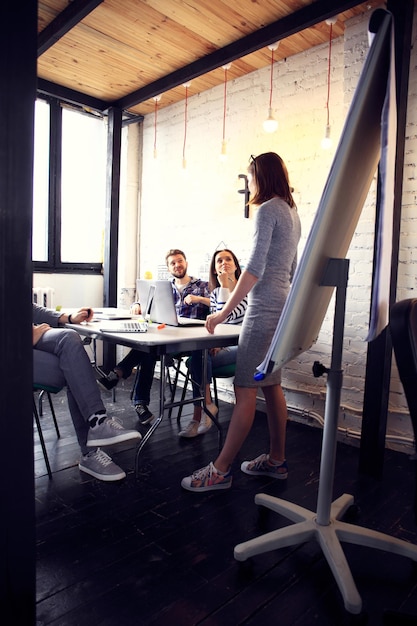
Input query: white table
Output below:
<box><xmin>68</xmin><ymin>319</ymin><xmax>240</xmax><ymax>474</ymax></box>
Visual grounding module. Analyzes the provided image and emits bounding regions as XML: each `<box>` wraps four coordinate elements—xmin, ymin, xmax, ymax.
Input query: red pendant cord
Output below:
<box><xmin>269</xmin><ymin>46</ymin><xmax>274</xmax><ymax>109</ymax></box>
<box><xmin>325</xmin><ymin>23</ymin><xmax>333</xmax><ymax>127</ymax></box>
<box><xmin>222</xmin><ymin>66</ymin><xmax>228</xmax><ymax>141</ymax></box>
<box><xmin>183</xmin><ymin>85</ymin><xmax>188</xmax><ymax>162</ymax></box>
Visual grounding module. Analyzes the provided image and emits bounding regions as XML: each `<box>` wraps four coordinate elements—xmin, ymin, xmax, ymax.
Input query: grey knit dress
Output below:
<box><xmin>234</xmin><ymin>197</ymin><xmax>301</xmax><ymax>388</ymax></box>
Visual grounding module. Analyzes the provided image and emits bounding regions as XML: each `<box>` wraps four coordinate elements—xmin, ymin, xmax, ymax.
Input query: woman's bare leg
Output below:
<box><xmin>214</xmin><ymin>386</ymin><xmax>258</xmax><ymax>473</ymax></box>
<box><xmin>192</xmin><ymin>384</ymin><xmax>213</xmax><ymax>422</ymax></box>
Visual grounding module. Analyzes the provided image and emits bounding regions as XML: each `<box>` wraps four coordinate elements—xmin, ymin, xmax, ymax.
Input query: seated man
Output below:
<box><xmin>33</xmin><ymin>303</ymin><xmax>141</xmax><ymax>482</ymax></box>
<box><xmin>99</xmin><ymin>248</ymin><xmax>210</xmax><ymax>424</ymax></box>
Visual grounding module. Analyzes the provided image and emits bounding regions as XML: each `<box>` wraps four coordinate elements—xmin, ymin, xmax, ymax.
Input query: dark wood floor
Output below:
<box><xmin>35</xmin><ymin>375</ymin><xmax>417</xmax><ymax>626</ymax></box>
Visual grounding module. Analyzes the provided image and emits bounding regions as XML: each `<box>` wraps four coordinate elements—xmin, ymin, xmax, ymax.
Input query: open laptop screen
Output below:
<box><xmin>136</xmin><ymin>279</ymin><xmax>205</xmax><ymax>326</ymax></box>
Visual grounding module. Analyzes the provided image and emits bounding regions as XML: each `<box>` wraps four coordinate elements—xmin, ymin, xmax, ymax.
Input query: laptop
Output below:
<box><xmin>136</xmin><ymin>279</ymin><xmax>206</xmax><ymax>327</ymax></box>
<box><xmin>99</xmin><ymin>320</ymin><xmax>148</xmax><ymax>333</ymax></box>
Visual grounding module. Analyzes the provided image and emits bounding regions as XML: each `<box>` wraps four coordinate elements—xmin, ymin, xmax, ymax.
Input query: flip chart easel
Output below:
<box><xmin>235</xmin><ymin>259</ymin><xmax>417</xmax><ymax>613</ymax></box>
<box><xmin>233</xmin><ymin>8</ymin><xmax>417</xmax><ymax>611</ymax></box>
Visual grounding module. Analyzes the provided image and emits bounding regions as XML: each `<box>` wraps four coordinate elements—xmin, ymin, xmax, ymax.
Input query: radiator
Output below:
<box><xmin>32</xmin><ymin>287</ymin><xmax>54</xmax><ymax>309</ymax></box>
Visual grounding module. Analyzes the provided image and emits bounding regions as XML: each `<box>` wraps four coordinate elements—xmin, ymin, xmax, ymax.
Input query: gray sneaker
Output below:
<box><xmin>79</xmin><ymin>448</ymin><xmax>126</xmax><ymax>481</ymax></box>
<box><xmin>87</xmin><ymin>417</ymin><xmax>141</xmax><ymax>447</ymax></box>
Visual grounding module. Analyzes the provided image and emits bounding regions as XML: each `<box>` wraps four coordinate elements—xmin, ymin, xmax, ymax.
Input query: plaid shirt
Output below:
<box><xmin>171</xmin><ymin>276</ymin><xmax>210</xmax><ymax>319</ymax></box>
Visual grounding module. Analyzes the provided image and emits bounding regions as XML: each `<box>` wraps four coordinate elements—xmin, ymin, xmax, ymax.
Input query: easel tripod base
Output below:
<box><xmin>234</xmin><ymin>492</ymin><xmax>417</xmax><ymax>614</ymax></box>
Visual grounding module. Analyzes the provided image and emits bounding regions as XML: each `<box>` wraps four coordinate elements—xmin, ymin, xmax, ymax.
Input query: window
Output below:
<box><xmin>61</xmin><ymin>107</ymin><xmax>106</xmax><ymax>264</ymax></box>
<box><xmin>33</xmin><ymin>98</ymin><xmax>106</xmax><ymax>273</ymax></box>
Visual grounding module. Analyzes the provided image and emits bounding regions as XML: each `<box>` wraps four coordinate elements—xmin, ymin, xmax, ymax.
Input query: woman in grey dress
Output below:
<box><xmin>181</xmin><ymin>152</ymin><xmax>301</xmax><ymax>492</ymax></box>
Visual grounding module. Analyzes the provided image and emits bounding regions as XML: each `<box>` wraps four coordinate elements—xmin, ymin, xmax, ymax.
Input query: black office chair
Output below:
<box><xmin>129</xmin><ymin>354</ymin><xmax>190</xmax><ymax>420</ymax></box>
<box><xmin>175</xmin><ymin>357</ymin><xmax>236</xmax><ymax>424</ymax></box>
<box><xmin>389</xmin><ymin>298</ymin><xmax>417</xmax><ymax>523</ymax></box>
<box><xmin>33</xmin><ymin>383</ymin><xmax>62</xmax><ymax>478</ymax></box>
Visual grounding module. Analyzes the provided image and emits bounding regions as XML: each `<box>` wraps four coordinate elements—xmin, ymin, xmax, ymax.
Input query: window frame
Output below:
<box><xmin>33</xmin><ymin>96</ymin><xmax>104</xmax><ymax>274</ymax></box>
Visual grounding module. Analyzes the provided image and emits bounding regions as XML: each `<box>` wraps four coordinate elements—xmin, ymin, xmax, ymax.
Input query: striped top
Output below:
<box><xmin>210</xmin><ymin>287</ymin><xmax>247</xmax><ymax>325</ymax></box>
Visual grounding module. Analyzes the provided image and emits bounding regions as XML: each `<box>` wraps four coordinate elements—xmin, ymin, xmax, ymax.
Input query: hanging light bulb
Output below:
<box><xmin>182</xmin><ymin>82</ymin><xmax>191</xmax><ymax>169</ymax></box>
<box><xmin>321</xmin><ymin>124</ymin><xmax>332</xmax><ymax>150</ymax></box>
<box><xmin>321</xmin><ymin>17</ymin><xmax>337</xmax><ymax>149</ymax></box>
<box><xmin>263</xmin><ymin>42</ymin><xmax>279</xmax><ymax>133</ymax></box>
<box><xmin>220</xmin><ymin>63</ymin><xmax>231</xmax><ymax>161</ymax></box>
<box><xmin>153</xmin><ymin>95</ymin><xmax>161</xmax><ymax>158</ymax></box>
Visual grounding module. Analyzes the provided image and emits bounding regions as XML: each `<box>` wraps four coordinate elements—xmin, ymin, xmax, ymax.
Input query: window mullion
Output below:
<box><xmin>48</xmin><ymin>99</ymin><xmax>62</xmax><ymax>266</ymax></box>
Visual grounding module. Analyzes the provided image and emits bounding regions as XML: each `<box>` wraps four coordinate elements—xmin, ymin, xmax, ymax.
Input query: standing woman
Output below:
<box><xmin>181</xmin><ymin>152</ymin><xmax>301</xmax><ymax>491</ymax></box>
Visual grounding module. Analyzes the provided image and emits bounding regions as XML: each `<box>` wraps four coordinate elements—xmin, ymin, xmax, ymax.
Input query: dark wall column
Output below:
<box><xmin>102</xmin><ymin>107</ymin><xmax>122</xmax><ymax>369</ymax></box>
<box><xmin>359</xmin><ymin>0</ymin><xmax>414</xmax><ymax>478</ymax></box>
<box><xmin>0</xmin><ymin>2</ymin><xmax>37</xmax><ymax>623</ymax></box>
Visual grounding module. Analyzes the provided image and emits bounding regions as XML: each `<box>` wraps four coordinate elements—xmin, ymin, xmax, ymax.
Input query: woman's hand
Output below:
<box><xmin>218</xmin><ymin>270</ymin><xmax>235</xmax><ymax>289</ymax></box>
<box><xmin>33</xmin><ymin>323</ymin><xmax>50</xmax><ymax>346</ymax></box>
<box><xmin>131</xmin><ymin>303</ymin><xmax>141</xmax><ymax>315</ymax></box>
<box><xmin>205</xmin><ymin>311</ymin><xmax>226</xmax><ymax>334</ymax></box>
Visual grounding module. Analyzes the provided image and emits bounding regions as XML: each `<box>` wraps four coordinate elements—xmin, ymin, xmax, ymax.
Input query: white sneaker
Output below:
<box><xmin>198</xmin><ymin>403</ymin><xmax>218</xmax><ymax>434</ymax></box>
<box><xmin>198</xmin><ymin>414</ymin><xmax>212</xmax><ymax>435</ymax></box>
<box><xmin>178</xmin><ymin>420</ymin><xmax>200</xmax><ymax>438</ymax></box>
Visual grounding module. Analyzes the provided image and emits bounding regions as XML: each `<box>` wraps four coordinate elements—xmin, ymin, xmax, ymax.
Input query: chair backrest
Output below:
<box><xmin>212</xmin><ymin>363</ymin><xmax>236</xmax><ymax>378</ymax></box>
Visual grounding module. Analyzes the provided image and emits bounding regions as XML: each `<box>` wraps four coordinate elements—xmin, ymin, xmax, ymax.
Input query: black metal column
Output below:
<box><xmin>102</xmin><ymin>107</ymin><xmax>122</xmax><ymax>370</ymax></box>
<box><xmin>359</xmin><ymin>0</ymin><xmax>414</xmax><ymax>478</ymax></box>
<box><xmin>0</xmin><ymin>2</ymin><xmax>37</xmax><ymax>623</ymax></box>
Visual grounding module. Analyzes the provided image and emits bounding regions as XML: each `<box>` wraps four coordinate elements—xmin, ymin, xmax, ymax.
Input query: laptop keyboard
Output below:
<box><xmin>100</xmin><ymin>321</ymin><xmax>148</xmax><ymax>333</ymax></box>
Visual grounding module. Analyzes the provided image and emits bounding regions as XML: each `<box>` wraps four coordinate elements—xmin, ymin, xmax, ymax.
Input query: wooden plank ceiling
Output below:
<box><xmin>37</xmin><ymin>0</ymin><xmax>382</xmax><ymax>118</ymax></box>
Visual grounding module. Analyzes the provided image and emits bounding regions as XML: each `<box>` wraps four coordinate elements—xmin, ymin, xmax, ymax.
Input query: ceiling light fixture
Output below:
<box><xmin>220</xmin><ymin>63</ymin><xmax>231</xmax><ymax>160</ymax></box>
<box><xmin>263</xmin><ymin>42</ymin><xmax>279</xmax><ymax>133</ymax></box>
<box><xmin>321</xmin><ymin>17</ymin><xmax>337</xmax><ymax>149</ymax></box>
<box><xmin>153</xmin><ymin>95</ymin><xmax>161</xmax><ymax>158</ymax></box>
<box><xmin>182</xmin><ymin>82</ymin><xmax>191</xmax><ymax>169</ymax></box>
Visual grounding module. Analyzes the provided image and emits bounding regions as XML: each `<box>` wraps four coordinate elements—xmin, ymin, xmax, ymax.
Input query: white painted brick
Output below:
<box><xmin>134</xmin><ymin>6</ymin><xmax>417</xmax><ymax>452</ymax></box>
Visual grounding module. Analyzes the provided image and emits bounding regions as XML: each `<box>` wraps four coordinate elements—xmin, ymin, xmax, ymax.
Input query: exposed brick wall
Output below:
<box><xmin>134</xmin><ymin>7</ymin><xmax>417</xmax><ymax>452</ymax></box>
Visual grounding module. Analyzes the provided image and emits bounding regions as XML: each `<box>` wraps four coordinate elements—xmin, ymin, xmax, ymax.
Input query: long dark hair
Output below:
<box><xmin>209</xmin><ymin>249</ymin><xmax>242</xmax><ymax>291</ymax></box>
<box><xmin>248</xmin><ymin>152</ymin><xmax>295</xmax><ymax>208</ymax></box>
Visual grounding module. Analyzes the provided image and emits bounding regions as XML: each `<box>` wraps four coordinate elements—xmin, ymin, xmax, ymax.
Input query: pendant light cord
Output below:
<box><xmin>325</xmin><ymin>23</ymin><xmax>333</xmax><ymax>127</ymax></box>
<box><xmin>222</xmin><ymin>66</ymin><xmax>228</xmax><ymax>141</ymax></box>
<box><xmin>269</xmin><ymin>46</ymin><xmax>274</xmax><ymax>109</ymax></box>
<box><xmin>153</xmin><ymin>98</ymin><xmax>158</xmax><ymax>154</ymax></box>
<box><xmin>183</xmin><ymin>85</ymin><xmax>188</xmax><ymax>162</ymax></box>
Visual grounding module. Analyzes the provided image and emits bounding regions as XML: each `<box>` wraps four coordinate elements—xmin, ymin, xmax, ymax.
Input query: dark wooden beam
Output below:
<box><xmin>116</xmin><ymin>0</ymin><xmax>366</xmax><ymax>109</ymax></box>
<box><xmin>37</xmin><ymin>78</ymin><xmax>109</xmax><ymax>113</ymax></box>
<box><xmin>38</xmin><ymin>0</ymin><xmax>104</xmax><ymax>56</ymax></box>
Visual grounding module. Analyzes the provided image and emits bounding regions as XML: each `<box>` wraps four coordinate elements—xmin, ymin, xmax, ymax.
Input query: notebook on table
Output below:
<box><xmin>136</xmin><ymin>279</ymin><xmax>206</xmax><ymax>327</ymax></box>
<box><xmin>93</xmin><ymin>308</ymin><xmax>132</xmax><ymax>321</ymax></box>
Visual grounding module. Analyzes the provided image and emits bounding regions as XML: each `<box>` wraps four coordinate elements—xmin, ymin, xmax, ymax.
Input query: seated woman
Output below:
<box><xmin>179</xmin><ymin>248</ymin><xmax>248</xmax><ymax>438</ymax></box>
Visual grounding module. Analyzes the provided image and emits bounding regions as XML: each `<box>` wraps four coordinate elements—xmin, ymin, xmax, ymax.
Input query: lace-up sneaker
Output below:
<box><xmin>178</xmin><ymin>420</ymin><xmax>200</xmax><ymax>438</ymax></box>
<box><xmin>181</xmin><ymin>461</ymin><xmax>232</xmax><ymax>492</ymax></box>
<box><xmin>240</xmin><ymin>453</ymin><xmax>288</xmax><ymax>479</ymax></box>
<box><xmin>97</xmin><ymin>370</ymin><xmax>119</xmax><ymax>391</ymax></box>
<box><xmin>135</xmin><ymin>403</ymin><xmax>155</xmax><ymax>425</ymax></box>
<box><xmin>79</xmin><ymin>448</ymin><xmax>126</xmax><ymax>481</ymax></box>
<box><xmin>87</xmin><ymin>417</ymin><xmax>141</xmax><ymax>447</ymax></box>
